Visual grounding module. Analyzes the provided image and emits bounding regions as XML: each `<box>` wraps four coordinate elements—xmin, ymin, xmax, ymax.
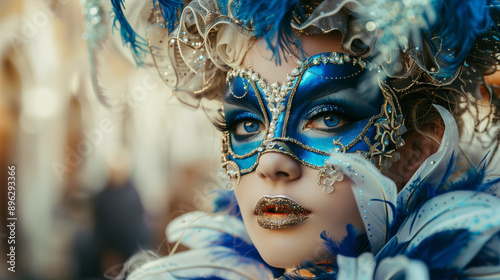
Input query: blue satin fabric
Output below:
<box><xmin>223</xmin><ymin>52</ymin><xmax>384</xmax><ymax>173</ymax></box>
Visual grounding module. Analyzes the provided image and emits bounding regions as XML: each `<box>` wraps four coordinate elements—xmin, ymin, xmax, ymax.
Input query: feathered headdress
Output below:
<box><xmin>105</xmin><ymin>0</ymin><xmax>500</xmax><ymax>111</ymax></box>
<box><xmin>111</xmin><ymin>0</ymin><xmax>499</xmax><ymax>85</ymax></box>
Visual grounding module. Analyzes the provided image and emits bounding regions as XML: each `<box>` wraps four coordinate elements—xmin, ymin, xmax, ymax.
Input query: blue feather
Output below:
<box><xmin>467</xmin><ymin>5</ymin><xmax>500</xmax><ymax>75</ymax></box>
<box><xmin>406</xmin><ymin>229</ymin><xmax>471</xmax><ymax>279</ymax></box>
<box><xmin>233</xmin><ymin>0</ymin><xmax>303</xmax><ymax>65</ymax></box>
<box><xmin>477</xmin><ymin>151</ymin><xmax>491</xmax><ymax>168</ymax></box>
<box><xmin>212</xmin><ymin>233</ymin><xmax>285</xmax><ymax>278</ymax></box>
<box><xmin>403</xmin><ymin>152</ymin><xmax>457</xmax><ymax>217</ymax></box>
<box><xmin>321</xmin><ymin>224</ymin><xmax>369</xmax><ymax>258</ymax></box>
<box><xmin>448</xmin><ymin>164</ymin><xmax>484</xmax><ymax>192</ymax></box>
<box><xmin>477</xmin><ymin>176</ymin><xmax>500</xmax><ymax>193</ymax></box>
<box><xmin>447</xmin><ymin>152</ymin><xmax>500</xmax><ymax>193</ymax></box>
<box><xmin>370</xmin><ymin>198</ymin><xmax>397</xmax><ymax>240</ymax></box>
<box><xmin>467</xmin><ymin>232</ymin><xmax>500</xmax><ymax>267</ymax></box>
<box><xmin>380</xmin><ymin>151</ymin><xmax>500</xmax><ymax>278</ymax></box>
<box><xmin>213</xmin><ymin>233</ymin><xmax>260</xmax><ymax>260</ymax></box>
<box><xmin>209</xmin><ymin>190</ymin><xmax>242</xmax><ymax>219</ymax></box>
<box><xmin>110</xmin><ymin>0</ymin><xmax>149</xmax><ymax>66</ymax></box>
<box><xmin>429</xmin><ymin>0</ymin><xmax>494</xmax><ymax>75</ymax></box>
<box><xmin>375</xmin><ymin>236</ymin><xmax>410</xmax><ymax>260</ymax></box>
<box><xmin>390</xmin><ymin>151</ymin><xmax>500</xmax><ymax>236</ymax></box>
<box><xmin>182</xmin><ymin>277</ymin><xmax>225</xmax><ymax>280</ymax></box>
<box><xmin>405</xmin><ymin>172</ymin><xmax>459</xmax><ymax>234</ymax></box>
<box><xmin>377</xmin><ymin>230</ymin><xmax>471</xmax><ymax>279</ymax></box>
<box><xmin>281</xmin><ymin>225</ymin><xmax>369</xmax><ymax>279</ymax></box>
<box><xmin>154</xmin><ymin>0</ymin><xmax>184</xmax><ymax>33</ymax></box>
<box><xmin>436</xmin><ymin>151</ymin><xmax>458</xmax><ymax>188</ymax></box>
<box><xmin>407</xmin><ymin>229</ymin><xmax>472</xmax><ymax>268</ymax></box>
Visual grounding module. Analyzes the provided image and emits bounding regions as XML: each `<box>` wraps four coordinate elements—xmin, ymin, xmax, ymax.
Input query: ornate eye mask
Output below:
<box><xmin>220</xmin><ymin>52</ymin><xmax>405</xmax><ymax>176</ymax></box>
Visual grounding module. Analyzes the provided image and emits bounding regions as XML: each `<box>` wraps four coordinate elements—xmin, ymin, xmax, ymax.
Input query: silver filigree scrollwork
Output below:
<box><xmin>219</xmin><ymin>133</ymin><xmax>241</xmax><ymax>190</ymax></box>
<box><xmin>317</xmin><ymin>162</ymin><xmax>344</xmax><ymax>194</ymax></box>
<box><xmin>218</xmin><ymin>161</ymin><xmax>241</xmax><ymax>191</ymax></box>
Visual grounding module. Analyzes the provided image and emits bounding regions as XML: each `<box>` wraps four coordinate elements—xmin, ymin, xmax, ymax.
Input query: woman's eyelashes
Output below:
<box><xmin>303</xmin><ymin>105</ymin><xmax>355</xmax><ymax>133</ymax></box>
<box><xmin>234</xmin><ymin>120</ymin><xmax>265</xmax><ymax>136</ymax></box>
<box><xmin>305</xmin><ymin>114</ymin><xmax>343</xmax><ymax>130</ymax></box>
<box><xmin>227</xmin><ymin>112</ymin><xmax>265</xmax><ymax>138</ymax></box>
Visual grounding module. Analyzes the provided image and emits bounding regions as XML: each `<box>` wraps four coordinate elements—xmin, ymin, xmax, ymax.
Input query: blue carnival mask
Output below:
<box><xmin>221</xmin><ymin>52</ymin><xmax>406</xmax><ymax>176</ymax></box>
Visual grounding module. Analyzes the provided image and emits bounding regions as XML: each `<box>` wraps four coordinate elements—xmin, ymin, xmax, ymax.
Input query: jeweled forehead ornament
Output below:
<box><xmin>220</xmin><ymin>52</ymin><xmax>406</xmax><ymax>181</ymax></box>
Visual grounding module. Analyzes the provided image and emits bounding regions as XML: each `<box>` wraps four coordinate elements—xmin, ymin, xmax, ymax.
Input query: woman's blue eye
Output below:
<box><xmin>243</xmin><ymin>121</ymin><xmax>260</xmax><ymax>132</ymax></box>
<box><xmin>226</xmin><ymin>111</ymin><xmax>265</xmax><ymax>137</ymax></box>
<box><xmin>233</xmin><ymin>119</ymin><xmax>265</xmax><ymax>136</ymax></box>
<box><xmin>323</xmin><ymin>115</ymin><xmax>340</xmax><ymax>127</ymax></box>
<box><xmin>305</xmin><ymin>114</ymin><xmax>344</xmax><ymax>130</ymax></box>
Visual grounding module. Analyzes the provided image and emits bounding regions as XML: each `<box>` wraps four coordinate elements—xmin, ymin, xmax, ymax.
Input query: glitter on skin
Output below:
<box><xmin>254</xmin><ymin>196</ymin><xmax>312</xmax><ymax>229</ymax></box>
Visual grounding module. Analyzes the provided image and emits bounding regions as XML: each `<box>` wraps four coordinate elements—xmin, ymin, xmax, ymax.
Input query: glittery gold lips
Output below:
<box><xmin>254</xmin><ymin>196</ymin><xmax>312</xmax><ymax>229</ymax></box>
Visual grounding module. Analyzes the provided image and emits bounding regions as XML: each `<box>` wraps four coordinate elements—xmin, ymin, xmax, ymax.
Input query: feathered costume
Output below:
<box><xmin>91</xmin><ymin>0</ymin><xmax>500</xmax><ymax>279</ymax></box>
<box><xmin>122</xmin><ymin>106</ymin><xmax>500</xmax><ymax>279</ymax></box>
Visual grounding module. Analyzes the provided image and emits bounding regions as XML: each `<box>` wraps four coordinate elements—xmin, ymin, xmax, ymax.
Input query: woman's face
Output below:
<box><xmin>235</xmin><ymin>157</ymin><xmax>364</xmax><ymax>268</ymax></box>
<box><xmin>223</xmin><ymin>35</ymin><xmax>386</xmax><ymax>268</ymax></box>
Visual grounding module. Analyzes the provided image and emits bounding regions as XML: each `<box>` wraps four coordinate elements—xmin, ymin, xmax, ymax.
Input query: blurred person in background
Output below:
<box><xmin>74</xmin><ymin>149</ymin><xmax>153</xmax><ymax>279</ymax></box>
<box><xmin>0</xmin><ymin>0</ymin><xmax>220</xmax><ymax>279</ymax></box>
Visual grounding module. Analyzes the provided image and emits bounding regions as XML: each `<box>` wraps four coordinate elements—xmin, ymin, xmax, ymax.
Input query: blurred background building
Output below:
<box><xmin>0</xmin><ymin>1</ymin><xmax>221</xmax><ymax>279</ymax></box>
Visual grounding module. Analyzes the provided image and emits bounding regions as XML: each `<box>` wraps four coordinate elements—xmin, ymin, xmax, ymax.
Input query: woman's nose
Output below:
<box><xmin>255</xmin><ymin>152</ymin><xmax>301</xmax><ymax>183</ymax></box>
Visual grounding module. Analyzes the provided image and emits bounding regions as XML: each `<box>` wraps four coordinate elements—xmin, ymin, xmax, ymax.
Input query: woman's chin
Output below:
<box><xmin>257</xmin><ymin>244</ymin><xmax>328</xmax><ymax>269</ymax></box>
<box><xmin>262</xmin><ymin>255</ymin><xmax>301</xmax><ymax>269</ymax></box>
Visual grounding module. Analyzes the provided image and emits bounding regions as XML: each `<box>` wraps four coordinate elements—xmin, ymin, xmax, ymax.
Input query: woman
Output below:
<box><xmin>103</xmin><ymin>0</ymin><xmax>500</xmax><ymax>278</ymax></box>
